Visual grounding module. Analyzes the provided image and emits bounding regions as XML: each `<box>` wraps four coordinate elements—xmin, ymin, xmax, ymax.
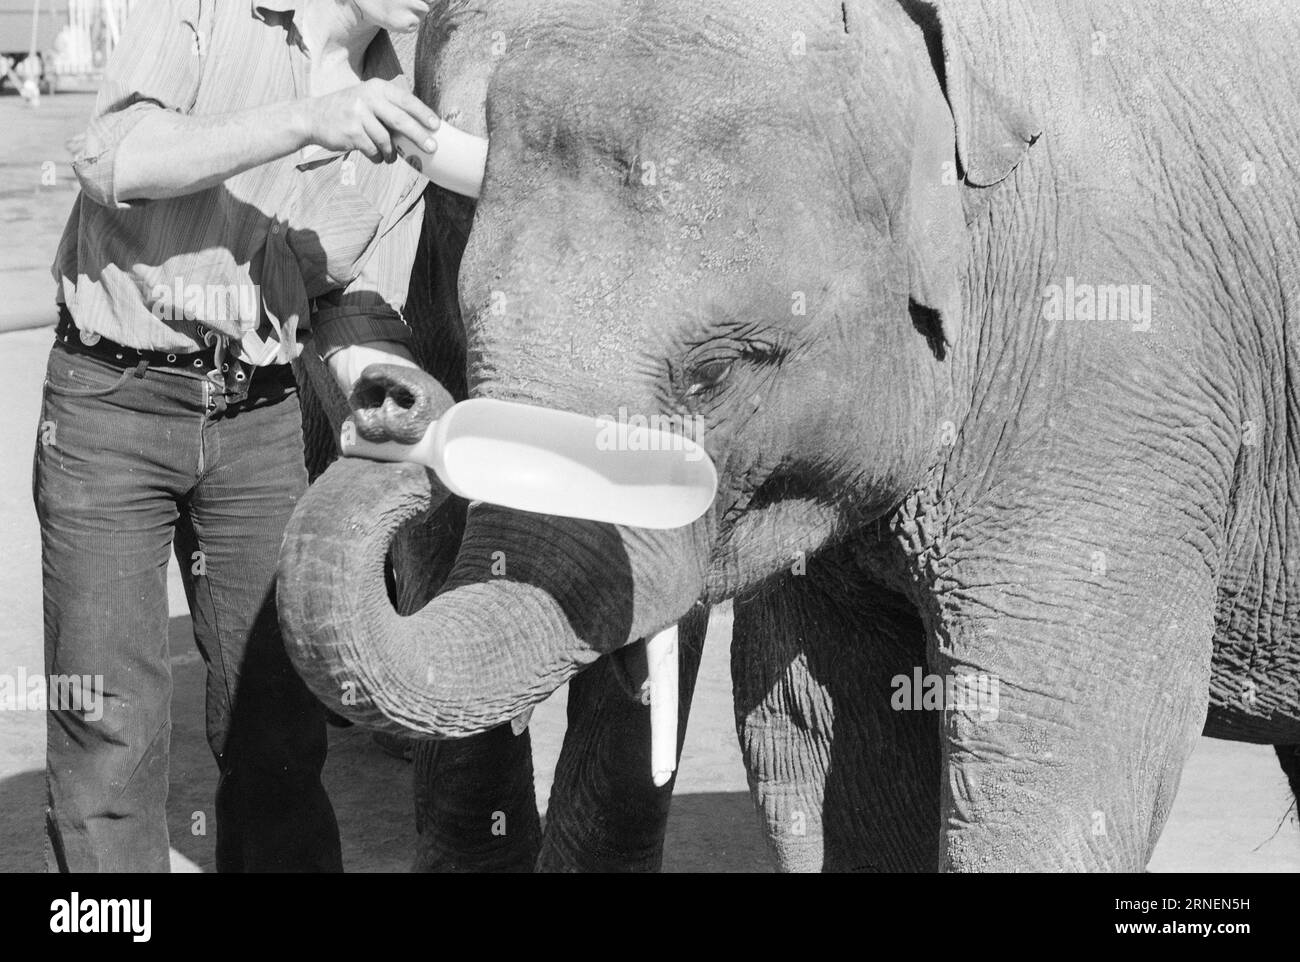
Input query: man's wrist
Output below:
<box><xmin>326</xmin><ymin>342</ymin><xmax>419</xmax><ymax>394</ymax></box>
<box><xmin>320</xmin><ymin>340</ymin><xmax>415</xmax><ymax>363</ymax></box>
<box><xmin>285</xmin><ymin>99</ymin><xmax>314</xmax><ymax>151</ymax></box>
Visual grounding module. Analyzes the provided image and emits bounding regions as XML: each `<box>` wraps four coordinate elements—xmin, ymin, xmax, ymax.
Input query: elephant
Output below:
<box><xmin>294</xmin><ymin>21</ymin><xmax>703</xmax><ymax>874</ymax></box>
<box><xmin>281</xmin><ymin>0</ymin><xmax>1300</xmax><ymax>871</ymax></box>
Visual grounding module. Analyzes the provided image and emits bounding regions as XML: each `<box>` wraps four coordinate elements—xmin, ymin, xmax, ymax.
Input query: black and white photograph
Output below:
<box><xmin>0</xmin><ymin>0</ymin><xmax>1294</xmax><ymax>928</ymax></box>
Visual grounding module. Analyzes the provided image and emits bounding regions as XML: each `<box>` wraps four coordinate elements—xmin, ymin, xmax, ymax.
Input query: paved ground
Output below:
<box><xmin>0</xmin><ymin>90</ymin><xmax>81</xmax><ymax>332</ymax></box>
<box><xmin>0</xmin><ymin>92</ymin><xmax>1296</xmax><ymax>872</ymax></box>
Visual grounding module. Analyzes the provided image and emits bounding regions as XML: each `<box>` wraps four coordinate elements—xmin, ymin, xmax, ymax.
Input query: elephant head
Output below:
<box><xmin>277</xmin><ymin>0</ymin><xmax>1038</xmax><ymax>737</ymax></box>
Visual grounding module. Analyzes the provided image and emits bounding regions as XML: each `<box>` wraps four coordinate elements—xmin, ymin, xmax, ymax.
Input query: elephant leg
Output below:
<box><xmin>535</xmin><ymin>607</ymin><xmax>708</xmax><ymax>872</ymax></box>
<box><xmin>394</xmin><ymin>503</ymin><xmax>544</xmax><ymax>872</ymax></box>
<box><xmin>731</xmin><ymin>542</ymin><xmax>940</xmax><ymax>872</ymax></box>
<box><xmin>935</xmin><ymin>526</ymin><xmax>1216</xmax><ymax>871</ymax></box>
<box><xmin>411</xmin><ymin>725</ymin><xmax>543</xmax><ymax>872</ymax></box>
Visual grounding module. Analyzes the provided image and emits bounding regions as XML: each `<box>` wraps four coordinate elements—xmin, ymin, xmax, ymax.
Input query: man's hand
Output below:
<box><xmin>302</xmin><ymin>78</ymin><xmax>441</xmax><ymax>164</ymax></box>
<box><xmin>326</xmin><ymin>340</ymin><xmax>420</xmax><ymax>397</ymax></box>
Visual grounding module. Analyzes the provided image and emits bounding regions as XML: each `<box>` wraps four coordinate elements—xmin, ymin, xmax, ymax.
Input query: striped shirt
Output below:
<box><xmin>53</xmin><ymin>0</ymin><xmax>425</xmax><ymax>366</ymax></box>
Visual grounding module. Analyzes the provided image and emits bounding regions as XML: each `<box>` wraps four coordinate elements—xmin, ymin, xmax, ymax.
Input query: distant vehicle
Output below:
<box><xmin>1</xmin><ymin>50</ymin><xmax>50</xmax><ymax>98</ymax></box>
<box><xmin>0</xmin><ymin>0</ymin><xmax>57</xmax><ymax>95</ymax></box>
<box><xmin>1</xmin><ymin>0</ymin><xmax>133</xmax><ymax>95</ymax></box>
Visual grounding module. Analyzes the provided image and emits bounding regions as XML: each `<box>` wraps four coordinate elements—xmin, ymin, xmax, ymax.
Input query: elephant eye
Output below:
<box><xmin>685</xmin><ymin>358</ymin><xmax>735</xmax><ymax>397</ymax></box>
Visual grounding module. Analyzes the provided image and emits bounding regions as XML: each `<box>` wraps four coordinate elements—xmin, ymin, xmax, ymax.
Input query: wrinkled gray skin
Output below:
<box><xmin>284</xmin><ymin>0</ymin><xmax>1300</xmax><ymax>871</ymax></box>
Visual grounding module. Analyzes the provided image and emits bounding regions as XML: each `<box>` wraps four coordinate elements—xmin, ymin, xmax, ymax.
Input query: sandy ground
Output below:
<box><xmin>0</xmin><ymin>93</ymin><xmax>1296</xmax><ymax>873</ymax></box>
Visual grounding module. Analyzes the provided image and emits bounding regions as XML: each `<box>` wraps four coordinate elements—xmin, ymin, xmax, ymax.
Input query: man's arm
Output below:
<box><xmin>113</xmin><ymin>80</ymin><xmax>440</xmax><ymax>203</ymax></box>
<box><xmin>111</xmin><ymin>100</ymin><xmax>310</xmax><ymax>203</ymax></box>
<box><xmin>314</xmin><ymin>184</ymin><xmax>427</xmax><ymax>396</ymax></box>
<box><xmin>71</xmin><ymin>0</ymin><xmax>440</xmax><ymax>208</ymax></box>
<box><xmin>327</xmin><ymin>340</ymin><xmax>420</xmax><ymax>395</ymax></box>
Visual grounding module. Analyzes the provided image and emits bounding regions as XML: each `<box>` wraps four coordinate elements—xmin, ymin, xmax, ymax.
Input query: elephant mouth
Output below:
<box><xmin>277</xmin><ymin>364</ymin><xmax>712</xmax><ymax>738</ymax></box>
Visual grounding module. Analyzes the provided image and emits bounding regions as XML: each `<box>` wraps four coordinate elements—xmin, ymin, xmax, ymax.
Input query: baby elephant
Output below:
<box><xmin>284</xmin><ymin>0</ymin><xmax>1300</xmax><ymax>871</ymax></box>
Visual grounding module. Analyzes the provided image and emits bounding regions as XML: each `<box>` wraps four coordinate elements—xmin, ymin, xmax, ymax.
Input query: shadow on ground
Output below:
<box><xmin>0</xmin><ymin>611</ymin><xmax>768</xmax><ymax>873</ymax></box>
<box><xmin>2</xmin><ymin>603</ymin><xmax>1297</xmax><ymax>872</ymax></box>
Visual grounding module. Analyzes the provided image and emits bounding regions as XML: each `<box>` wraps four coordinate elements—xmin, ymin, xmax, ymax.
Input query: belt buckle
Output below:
<box><xmin>202</xmin><ymin>330</ymin><xmax>228</xmax><ymax>384</ymax></box>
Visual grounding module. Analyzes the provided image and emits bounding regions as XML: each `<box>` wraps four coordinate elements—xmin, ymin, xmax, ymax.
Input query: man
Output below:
<box><xmin>38</xmin><ymin>0</ymin><xmax>445</xmax><ymax>871</ymax></box>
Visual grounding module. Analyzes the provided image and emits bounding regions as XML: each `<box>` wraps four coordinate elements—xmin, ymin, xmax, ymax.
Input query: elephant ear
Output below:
<box><xmin>903</xmin><ymin>78</ymin><xmax>968</xmax><ymax>349</ymax></box>
<box><xmin>931</xmin><ymin>20</ymin><xmax>1040</xmax><ymax>187</ymax></box>
<box><xmin>899</xmin><ymin>0</ymin><xmax>1040</xmax><ymax>346</ymax></box>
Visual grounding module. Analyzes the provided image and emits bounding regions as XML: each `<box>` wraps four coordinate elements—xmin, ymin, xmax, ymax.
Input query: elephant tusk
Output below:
<box><xmin>509</xmin><ymin>706</ymin><xmax>534</xmax><ymax>736</ymax></box>
<box><xmin>647</xmin><ymin>625</ymin><xmax>679</xmax><ymax>787</ymax></box>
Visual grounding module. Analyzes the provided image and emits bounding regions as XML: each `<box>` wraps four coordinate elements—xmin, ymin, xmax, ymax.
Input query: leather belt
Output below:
<box><xmin>54</xmin><ymin>309</ymin><xmax>290</xmax><ymax>390</ymax></box>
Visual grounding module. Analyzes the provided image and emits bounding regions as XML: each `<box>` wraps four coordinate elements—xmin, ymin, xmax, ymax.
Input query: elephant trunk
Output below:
<box><xmin>277</xmin><ymin>367</ymin><xmax>710</xmax><ymax>737</ymax></box>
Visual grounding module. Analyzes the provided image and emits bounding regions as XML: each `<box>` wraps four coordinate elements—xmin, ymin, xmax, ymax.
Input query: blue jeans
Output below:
<box><xmin>34</xmin><ymin>338</ymin><xmax>341</xmax><ymax>872</ymax></box>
